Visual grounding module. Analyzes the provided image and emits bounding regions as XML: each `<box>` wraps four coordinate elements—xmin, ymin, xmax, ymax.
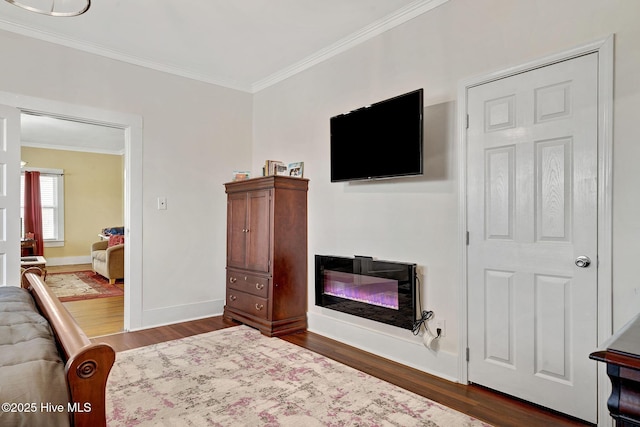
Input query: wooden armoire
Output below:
<box><xmin>223</xmin><ymin>176</ymin><xmax>308</xmax><ymax>336</ymax></box>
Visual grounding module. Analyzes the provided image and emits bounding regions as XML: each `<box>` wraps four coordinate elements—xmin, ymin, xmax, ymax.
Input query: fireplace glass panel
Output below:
<box><xmin>315</xmin><ymin>255</ymin><xmax>417</xmax><ymax>330</ymax></box>
<box><xmin>323</xmin><ymin>270</ymin><xmax>399</xmax><ymax>309</ymax></box>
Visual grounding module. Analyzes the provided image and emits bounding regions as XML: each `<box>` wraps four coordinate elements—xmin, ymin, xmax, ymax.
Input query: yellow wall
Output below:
<box><xmin>21</xmin><ymin>147</ymin><xmax>124</xmax><ymax>260</ymax></box>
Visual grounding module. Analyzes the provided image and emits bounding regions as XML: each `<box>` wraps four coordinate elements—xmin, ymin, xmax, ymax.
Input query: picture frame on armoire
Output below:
<box><xmin>232</xmin><ymin>171</ymin><xmax>251</xmax><ymax>181</ymax></box>
<box><xmin>288</xmin><ymin>162</ymin><xmax>304</xmax><ymax>178</ymax></box>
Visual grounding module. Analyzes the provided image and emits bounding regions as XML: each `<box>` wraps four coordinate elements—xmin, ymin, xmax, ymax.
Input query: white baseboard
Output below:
<box><xmin>138</xmin><ymin>299</ymin><xmax>225</xmax><ymax>331</ymax></box>
<box><xmin>44</xmin><ymin>255</ymin><xmax>92</xmax><ymax>266</ymax></box>
<box><xmin>308</xmin><ymin>311</ymin><xmax>460</xmax><ymax>383</ymax></box>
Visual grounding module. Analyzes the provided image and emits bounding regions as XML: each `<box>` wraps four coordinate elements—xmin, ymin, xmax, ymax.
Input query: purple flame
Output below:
<box><xmin>323</xmin><ymin>270</ymin><xmax>399</xmax><ymax>310</ymax></box>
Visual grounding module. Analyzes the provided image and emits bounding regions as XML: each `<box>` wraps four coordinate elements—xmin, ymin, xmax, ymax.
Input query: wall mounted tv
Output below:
<box><xmin>330</xmin><ymin>88</ymin><xmax>423</xmax><ymax>182</ymax></box>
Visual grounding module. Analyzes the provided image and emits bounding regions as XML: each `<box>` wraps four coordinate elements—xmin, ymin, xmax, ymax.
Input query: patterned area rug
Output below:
<box><xmin>46</xmin><ymin>271</ymin><xmax>124</xmax><ymax>302</ymax></box>
<box><xmin>107</xmin><ymin>326</ymin><xmax>491</xmax><ymax>426</ymax></box>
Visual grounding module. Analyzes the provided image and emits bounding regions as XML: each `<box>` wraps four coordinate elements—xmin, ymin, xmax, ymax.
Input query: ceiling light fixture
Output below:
<box><xmin>5</xmin><ymin>0</ymin><xmax>90</xmax><ymax>17</ymax></box>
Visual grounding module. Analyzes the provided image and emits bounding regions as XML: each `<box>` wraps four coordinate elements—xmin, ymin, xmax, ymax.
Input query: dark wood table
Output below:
<box><xmin>590</xmin><ymin>313</ymin><xmax>640</xmax><ymax>426</ymax></box>
<box><xmin>21</xmin><ymin>238</ymin><xmax>36</xmax><ymax>256</ymax></box>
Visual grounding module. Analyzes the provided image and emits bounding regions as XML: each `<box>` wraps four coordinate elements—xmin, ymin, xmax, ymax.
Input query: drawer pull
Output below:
<box><xmin>229</xmin><ymin>295</ymin><xmax>237</xmax><ymax>301</ymax></box>
<box><xmin>256</xmin><ymin>283</ymin><xmax>264</xmax><ymax>290</ymax></box>
<box><xmin>255</xmin><ymin>303</ymin><xmax>264</xmax><ymax>311</ymax></box>
<box><xmin>229</xmin><ymin>277</ymin><xmax>237</xmax><ymax>284</ymax></box>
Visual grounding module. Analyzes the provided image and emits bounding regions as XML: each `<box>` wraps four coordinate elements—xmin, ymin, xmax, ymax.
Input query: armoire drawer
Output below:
<box><xmin>226</xmin><ymin>290</ymin><xmax>269</xmax><ymax>320</ymax></box>
<box><xmin>226</xmin><ymin>270</ymin><xmax>269</xmax><ymax>298</ymax></box>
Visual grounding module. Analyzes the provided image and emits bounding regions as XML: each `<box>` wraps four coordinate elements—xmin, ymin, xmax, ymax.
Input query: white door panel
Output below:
<box><xmin>0</xmin><ymin>105</ymin><xmax>21</xmax><ymax>286</ymax></box>
<box><xmin>467</xmin><ymin>53</ymin><xmax>598</xmax><ymax>422</ymax></box>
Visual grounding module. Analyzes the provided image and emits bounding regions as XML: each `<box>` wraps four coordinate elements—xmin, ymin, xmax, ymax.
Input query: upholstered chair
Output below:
<box><xmin>90</xmin><ymin>238</ymin><xmax>124</xmax><ymax>284</ymax></box>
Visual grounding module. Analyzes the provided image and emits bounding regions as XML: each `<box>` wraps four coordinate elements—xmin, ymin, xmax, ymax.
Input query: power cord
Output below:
<box><xmin>412</xmin><ymin>310</ymin><xmax>434</xmax><ymax>336</ymax></box>
<box><xmin>411</xmin><ymin>272</ymin><xmax>442</xmax><ymax>340</ymax></box>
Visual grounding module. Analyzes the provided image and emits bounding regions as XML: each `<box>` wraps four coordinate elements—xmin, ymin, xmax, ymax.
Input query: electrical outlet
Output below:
<box><xmin>433</xmin><ymin>319</ymin><xmax>445</xmax><ymax>337</ymax></box>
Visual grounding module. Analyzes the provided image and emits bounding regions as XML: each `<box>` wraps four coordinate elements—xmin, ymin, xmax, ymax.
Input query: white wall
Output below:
<box><xmin>253</xmin><ymin>0</ymin><xmax>640</xmax><ymax>379</ymax></box>
<box><xmin>0</xmin><ymin>30</ymin><xmax>253</xmax><ymax>326</ymax></box>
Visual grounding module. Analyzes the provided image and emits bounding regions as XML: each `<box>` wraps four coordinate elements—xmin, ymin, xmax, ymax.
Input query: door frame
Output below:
<box><xmin>0</xmin><ymin>91</ymin><xmax>144</xmax><ymax>331</ymax></box>
<box><xmin>456</xmin><ymin>36</ymin><xmax>614</xmax><ymax>425</ymax></box>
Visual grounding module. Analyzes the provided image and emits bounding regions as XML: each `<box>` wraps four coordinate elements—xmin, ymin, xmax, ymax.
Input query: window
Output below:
<box><xmin>21</xmin><ymin>168</ymin><xmax>65</xmax><ymax>246</ymax></box>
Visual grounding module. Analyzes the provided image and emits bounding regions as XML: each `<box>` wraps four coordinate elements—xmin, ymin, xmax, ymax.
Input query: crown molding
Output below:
<box><xmin>251</xmin><ymin>0</ymin><xmax>450</xmax><ymax>93</ymax></box>
<box><xmin>0</xmin><ymin>19</ymin><xmax>253</xmax><ymax>93</ymax></box>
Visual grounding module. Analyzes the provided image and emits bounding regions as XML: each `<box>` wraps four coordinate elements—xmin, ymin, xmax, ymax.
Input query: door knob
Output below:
<box><xmin>575</xmin><ymin>256</ymin><xmax>591</xmax><ymax>268</ymax></box>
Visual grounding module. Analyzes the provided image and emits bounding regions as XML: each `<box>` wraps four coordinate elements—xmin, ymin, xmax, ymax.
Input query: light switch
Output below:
<box><xmin>157</xmin><ymin>196</ymin><xmax>167</xmax><ymax>210</ymax></box>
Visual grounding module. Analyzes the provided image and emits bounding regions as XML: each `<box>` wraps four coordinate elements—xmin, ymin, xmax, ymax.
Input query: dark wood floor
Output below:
<box><xmin>94</xmin><ymin>317</ymin><xmax>593</xmax><ymax>427</ymax></box>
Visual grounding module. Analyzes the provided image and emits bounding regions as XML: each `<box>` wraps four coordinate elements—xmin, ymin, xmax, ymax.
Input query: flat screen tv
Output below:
<box><xmin>330</xmin><ymin>89</ymin><xmax>423</xmax><ymax>182</ymax></box>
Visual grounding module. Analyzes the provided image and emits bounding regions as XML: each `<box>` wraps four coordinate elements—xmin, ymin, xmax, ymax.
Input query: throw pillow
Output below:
<box><xmin>108</xmin><ymin>234</ymin><xmax>125</xmax><ymax>247</ymax></box>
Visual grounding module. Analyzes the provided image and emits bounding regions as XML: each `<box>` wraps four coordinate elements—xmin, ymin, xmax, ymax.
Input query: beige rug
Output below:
<box><xmin>45</xmin><ymin>271</ymin><xmax>123</xmax><ymax>302</ymax></box>
<box><xmin>106</xmin><ymin>326</ymin><xmax>491</xmax><ymax>426</ymax></box>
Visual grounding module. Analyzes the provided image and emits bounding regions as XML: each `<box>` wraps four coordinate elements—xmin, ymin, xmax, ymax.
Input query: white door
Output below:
<box><xmin>0</xmin><ymin>105</ymin><xmax>21</xmax><ymax>286</ymax></box>
<box><xmin>466</xmin><ymin>53</ymin><xmax>598</xmax><ymax>422</ymax></box>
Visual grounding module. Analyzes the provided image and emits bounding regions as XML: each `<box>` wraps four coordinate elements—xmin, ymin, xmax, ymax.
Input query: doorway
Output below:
<box><xmin>0</xmin><ymin>91</ymin><xmax>143</xmax><ymax>332</ymax></box>
<box><xmin>21</xmin><ymin>113</ymin><xmax>126</xmax><ymax>336</ymax></box>
<box><xmin>457</xmin><ymin>37</ymin><xmax>613</xmax><ymax>425</ymax></box>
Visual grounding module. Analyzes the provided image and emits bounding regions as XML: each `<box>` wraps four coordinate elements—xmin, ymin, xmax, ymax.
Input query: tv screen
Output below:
<box><xmin>330</xmin><ymin>89</ymin><xmax>423</xmax><ymax>182</ymax></box>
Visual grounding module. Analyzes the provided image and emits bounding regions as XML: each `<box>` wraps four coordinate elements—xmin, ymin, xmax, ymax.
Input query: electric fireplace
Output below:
<box><xmin>315</xmin><ymin>255</ymin><xmax>417</xmax><ymax>330</ymax></box>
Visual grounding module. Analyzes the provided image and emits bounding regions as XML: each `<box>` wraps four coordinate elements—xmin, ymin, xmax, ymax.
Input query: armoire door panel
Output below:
<box><xmin>245</xmin><ymin>189</ymin><xmax>271</xmax><ymax>273</ymax></box>
<box><xmin>227</xmin><ymin>192</ymin><xmax>248</xmax><ymax>269</ymax></box>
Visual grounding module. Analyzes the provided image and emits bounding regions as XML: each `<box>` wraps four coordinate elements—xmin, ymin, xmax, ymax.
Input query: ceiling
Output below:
<box><xmin>20</xmin><ymin>113</ymin><xmax>125</xmax><ymax>155</ymax></box>
<box><xmin>3</xmin><ymin>0</ymin><xmax>447</xmax><ymax>152</ymax></box>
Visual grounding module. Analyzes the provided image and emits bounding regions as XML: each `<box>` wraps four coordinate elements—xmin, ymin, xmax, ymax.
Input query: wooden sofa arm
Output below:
<box><xmin>21</xmin><ymin>268</ymin><xmax>115</xmax><ymax>427</ymax></box>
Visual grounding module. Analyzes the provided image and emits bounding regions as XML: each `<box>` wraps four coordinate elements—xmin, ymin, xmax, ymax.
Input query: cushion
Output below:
<box><xmin>92</xmin><ymin>250</ymin><xmax>107</xmax><ymax>262</ymax></box>
<box><xmin>108</xmin><ymin>234</ymin><xmax>125</xmax><ymax>247</ymax></box>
